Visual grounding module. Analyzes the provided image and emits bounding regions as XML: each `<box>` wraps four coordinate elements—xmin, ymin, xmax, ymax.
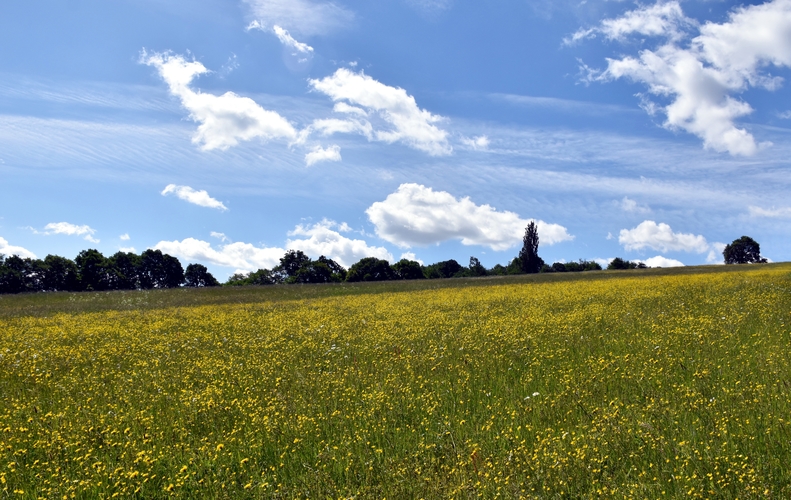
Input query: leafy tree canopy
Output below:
<box><xmin>723</xmin><ymin>236</ymin><xmax>767</xmax><ymax>264</ymax></box>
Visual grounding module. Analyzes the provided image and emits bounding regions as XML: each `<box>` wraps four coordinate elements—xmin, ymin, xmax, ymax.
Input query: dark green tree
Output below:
<box><xmin>279</xmin><ymin>250</ymin><xmax>312</xmax><ymax>282</ymax></box>
<box><xmin>139</xmin><ymin>249</ymin><xmax>184</xmax><ymax>288</ymax></box>
<box><xmin>108</xmin><ymin>251</ymin><xmax>141</xmax><ymax>290</ymax></box>
<box><xmin>392</xmin><ymin>259</ymin><xmax>425</xmax><ymax>280</ymax></box>
<box><xmin>423</xmin><ymin>259</ymin><xmax>464</xmax><ymax>279</ymax></box>
<box><xmin>184</xmin><ymin>263</ymin><xmax>220</xmax><ymax>287</ymax></box>
<box><xmin>723</xmin><ymin>236</ymin><xmax>767</xmax><ymax>264</ymax></box>
<box><xmin>0</xmin><ymin>255</ymin><xmax>27</xmax><ymax>294</ymax></box>
<box><xmin>42</xmin><ymin>255</ymin><xmax>79</xmax><ymax>291</ymax></box>
<box><xmin>346</xmin><ymin>257</ymin><xmax>397</xmax><ymax>282</ymax></box>
<box><xmin>75</xmin><ymin>249</ymin><xmax>110</xmax><ymax>291</ymax></box>
<box><xmin>518</xmin><ymin>221</ymin><xmax>542</xmax><ymax>274</ymax></box>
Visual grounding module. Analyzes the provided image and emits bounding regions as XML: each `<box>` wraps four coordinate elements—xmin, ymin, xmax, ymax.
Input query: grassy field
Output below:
<box><xmin>1</xmin><ymin>264</ymin><xmax>790</xmax><ymax>498</ymax></box>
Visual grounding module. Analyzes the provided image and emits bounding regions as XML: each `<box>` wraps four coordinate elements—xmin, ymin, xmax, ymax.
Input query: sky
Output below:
<box><xmin>1</xmin><ymin>0</ymin><xmax>791</xmax><ymax>278</ymax></box>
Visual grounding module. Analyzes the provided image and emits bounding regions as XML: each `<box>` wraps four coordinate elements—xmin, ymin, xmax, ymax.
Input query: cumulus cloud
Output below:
<box><xmin>243</xmin><ymin>0</ymin><xmax>354</xmax><ymax>36</ymax></box>
<box><xmin>142</xmin><ymin>51</ymin><xmax>297</xmax><ymax>151</ymax></box>
<box><xmin>154</xmin><ymin>221</ymin><xmax>390</xmax><ymax>271</ymax></box>
<box><xmin>286</xmin><ymin>219</ymin><xmax>392</xmax><ymax>267</ymax></box>
<box><xmin>210</xmin><ymin>231</ymin><xmax>229</xmax><ymax>242</ymax></box>
<box><xmin>120</xmin><ymin>233</ymin><xmax>130</xmax><ymax>241</ymax></box>
<box><xmin>305</xmin><ymin>144</ymin><xmax>342</xmax><ymax>166</ymax></box>
<box><xmin>42</xmin><ymin>222</ymin><xmax>99</xmax><ymax>243</ymax></box>
<box><xmin>575</xmin><ymin>0</ymin><xmax>791</xmax><ymax>156</ymax></box>
<box><xmin>309</xmin><ymin>69</ymin><xmax>452</xmax><ymax>156</ymax></box>
<box><xmin>154</xmin><ymin>238</ymin><xmax>285</xmax><ymax>272</ymax></box>
<box><xmin>618</xmin><ymin>220</ymin><xmax>708</xmax><ymax>253</ymax></box>
<box><xmin>366</xmin><ymin>183</ymin><xmax>573</xmax><ymax>251</ymax></box>
<box><xmin>639</xmin><ymin>255</ymin><xmax>685</xmax><ymax>267</ymax></box>
<box><xmin>161</xmin><ymin>184</ymin><xmax>228</xmax><ymax>210</ymax></box>
<box><xmin>748</xmin><ymin>205</ymin><xmax>791</xmax><ymax>218</ymax></box>
<box><xmin>706</xmin><ymin>242</ymin><xmax>727</xmax><ymax>264</ymax></box>
<box><xmin>0</xmin><ymin>237</ymin><xmax>36</xmax><ymax>259</ymax></box>
<box><xmin>399</xmin><ymin>252</ymin><xmax>423</xmax><ymax>265</ymax></box>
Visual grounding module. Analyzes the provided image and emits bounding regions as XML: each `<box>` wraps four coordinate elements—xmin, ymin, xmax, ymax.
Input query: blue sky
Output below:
<box><xmin>2</xmin><ymin>0</ymin><xmax>790</xmax><ymax>278</ymax></box>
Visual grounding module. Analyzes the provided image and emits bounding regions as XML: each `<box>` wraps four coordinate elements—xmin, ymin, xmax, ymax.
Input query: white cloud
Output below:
<box><xmin>618</xmin><ymin>196</ymin><xmax>651</xmax><ymax>214</ymax></box>
<box><xmin>639</xmin><ymin>255</ymin><xmax>685</xmax><ymax>267</ymax></box>
<box><xmin>570</xmin><ymin>1</ymin><xmax>695</xmax><ymax>44</ymax></box>
<box><xmin>119</xmin><ymin>246</ymin><xmax>137</xmax><ymax>253</ymax></box>
<box><xmin>706</xmin><ymin>242</ymin><xmax>727</xmax><ymax>264</ymax></box>
<box><xmin>618</xmin><ymin>220</ymin><xmax>708</xmax><ymax>253</ymax></box>
<box><xmin>0</xmin><ymin>237</ymin><xmax>36</xmax><ymax>259</ymax></box>
<box><xmin>272</xmin><ymin>25</ymin><xmax>314</xmax><ymax>54</ymax></box>
<box><xmin>366</xmin><ymin>183</ymin><xmax>573</xmax><ymax>251</ymax></box>
<box><xmin>333</xmin><ymin>102</ymin><xmax>367</xmax><ymax>116</ymax></box>
<box><xmin>309</xmin><ymin>69</ymin><xmax>452</xmax><ymax>156</ymax></box>
<box><xmin>156</xmin><ymin>221</ymin><xmax>388</xmax><ymax>271</ymax></box>
<box><xmin>286</xmin><ymin>219</ymin><xmax>392</xmax><ymax>267</ymax></box>
<box><xmin>43</xmin><ymin>222</ymin><xmax>99</xmax><ymax>243</ymax></box>
<box><xmin>161</xmin><ymin>184</ymin><xmax>228</xmax><ymax>210</ymax></box>
<box><xmin>748</xmin><ymin>205</ymin><xmax>791</xmax><ymax>218</ymax></box>
<box><xmin>594</xmin><ymin>258</ymin><xmax>613</xmax><ymax>269</ymax></box>
<box><xmin>210</xmin><ymin>231</ymin><xmax>229</xmax><ymax>242</ymax></box>
<box><xmin>154</xmin><ymin>238</ymin><xmax>285</xmax><ymax>271</ymax></box>
<box><xmin>578</xmin><ymin>0</ymin><xmax>791</xmax><ymax>156</ymax></box>
<box><xmin>399</xmin><ymin>252</ymin><xmax>423</xmax><ymax>265</ymax></box>
<box><xmin>461</xmin><ymin>135</ymin><xmax>490</xmax><ymax>151</ymax></box>
<box><xmin>779</xmin><ymin>110</ymin><xmax>791</xmax><ymax>119</ymax></box>
<box><xmin>142</xmin><ymin>51</ymin><xmax>297</xmax><ymax>151</ymax></box>
<box><xmin>305</xmin><ymin>144</ymin><xmax>342</xmax><ymax>166</ymax></box>
<box><xmin>120</xmin><ymin>233</ymin><xmax>130</xmax><ymax>241</ymax></box>
<box><xmin>243</xmin><ymin>0</ymin><xmax>354</xmax><ymax>36</ymax></box>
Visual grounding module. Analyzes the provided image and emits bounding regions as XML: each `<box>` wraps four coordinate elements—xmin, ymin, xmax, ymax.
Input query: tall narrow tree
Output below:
<box><xmin>519</xmin><ymin>221</ymin><xmax>542</xmax><ymax>274</ymax></box>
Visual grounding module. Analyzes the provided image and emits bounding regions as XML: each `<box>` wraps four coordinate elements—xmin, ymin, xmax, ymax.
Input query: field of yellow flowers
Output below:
<box><xmin>1</xmin><ymin>265</ymin><xmax>791</xmax><ymax>498</ymax></box>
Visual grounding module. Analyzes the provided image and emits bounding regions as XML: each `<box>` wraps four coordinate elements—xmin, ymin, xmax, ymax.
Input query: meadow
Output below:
<box><xmin>1</xmin><ymin>264</ymin><xmax>790</xmax><ymax>498</ymax></box>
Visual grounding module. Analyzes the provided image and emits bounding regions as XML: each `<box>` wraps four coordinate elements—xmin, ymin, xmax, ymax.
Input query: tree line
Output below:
<box><xmin>0</xmin><ymin>224</ymin><xmax>768</xmax><ymax>294</ymax></box>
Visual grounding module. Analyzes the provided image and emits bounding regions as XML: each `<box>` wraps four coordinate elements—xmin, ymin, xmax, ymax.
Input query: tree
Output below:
<box><xmin>607</xmin><ymin>258</ymin><xmax>646</xmax><ymax>270</ymax></box>
<box><xmin>75</xmin><ymin>249</ymin><xmax>110</xmax><ymax>291</ymax></box>
<box><xmin>518</xmin><ymin>221</ymin><xmax>543</xmax><ymax>274</ymax></box>
<box><xmin>346</xmin><ymin>257</ymin><xmax>398</xmax><ymax>282</ymax></box>
<box><xmin>392</xmin><ymin>259</ymin><xmax>425</xmax><ymax>280</ymax></box>
<box><xmin>184</xmin><ymin>263</ymin><xmax>220</xmax><ymax>287</ymax></box>
<box><xmin>723</xmin><ymin>236</ymin><xmax>767</xmax><ymax>264</ymax></box>
<box><xmin>279</xmin><ymin>250</ymin><xmax>312</xmax><ymax>282</ymax></box>
<box><xmin>0</xmin><ymin>255</ymin><xmax>27</xmax><ymax>294</ymax></box>
<box><xmin>423</xmin><ymin>259</ymin><xmax>464</xmax><ymax>279</ymax></box>
<box><xmin>139</xmin><ymin>249</ymin><xmax>184</xmax><ymax>288</ymax></box>
<box><xmin>107</xmin><ymin>251</ymin><xmax>141</xmax><ymax>290</ymax></box>
<box><xmin>468</xmin><ymin>257</ymin><xmax>487</xmax><ymax>277</ymax></box>
<box><xmin>42</xmin><ymin>255</ymin><xmax>79</xmax><ymax>291</ymax></box>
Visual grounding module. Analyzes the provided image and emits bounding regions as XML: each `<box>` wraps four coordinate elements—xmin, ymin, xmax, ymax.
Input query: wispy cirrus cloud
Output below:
<box><xmin>748</xmin><ymin>205</ymin><xmax>791</xmax><ymax>218</ymax></box>
<box><xmin>161</xmin><ymin>184</ymin><xmax>228</xmax><ymax>210</ymax></box>
<box><xmin>242</xmin><ymin>0</ymin><xmax>354</xmax><ymax>36</ymax></box>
